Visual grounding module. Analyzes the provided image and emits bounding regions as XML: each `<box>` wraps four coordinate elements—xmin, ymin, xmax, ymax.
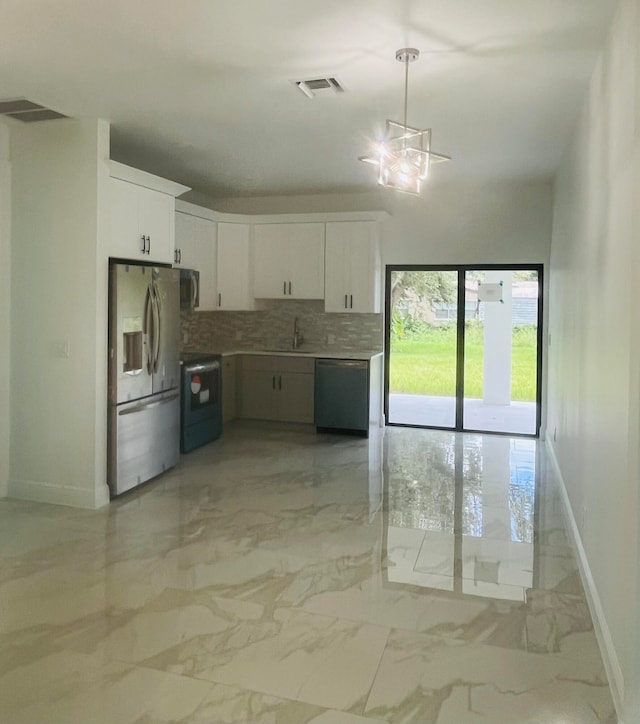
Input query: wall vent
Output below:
<box><xmin>0</xmin><ymin>98</ymin><xmax>67</xmax><ymax>122</ymax></box>
<box><xmin>293</xmin><ymin>76</ymin><xmax>346</xmax><ymax>99</ymax></box>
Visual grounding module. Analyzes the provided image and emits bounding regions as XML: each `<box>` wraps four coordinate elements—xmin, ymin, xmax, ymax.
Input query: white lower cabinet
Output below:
<box><xmin>238</xmin><ymin>355</ymin><xmax>314</xmax><ymax>423</ymax></box>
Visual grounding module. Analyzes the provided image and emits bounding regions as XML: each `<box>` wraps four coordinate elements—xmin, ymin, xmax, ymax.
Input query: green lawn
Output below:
<box><xmin>390</xmin><ymin>324</ymin><xmax>537</xmax><ymax>401</ymax></box>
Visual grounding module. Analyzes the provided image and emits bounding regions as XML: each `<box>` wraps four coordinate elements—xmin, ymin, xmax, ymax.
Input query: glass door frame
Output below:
<box><xmin>384</xmin><ymin>263</ymin><xmax>544</xmax><ymax>438</ymax></box>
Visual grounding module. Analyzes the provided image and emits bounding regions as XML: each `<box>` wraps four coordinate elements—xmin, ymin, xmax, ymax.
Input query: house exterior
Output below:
<box><xmin>0</xmin><ymin>0</ymin><xmax>639</xmax><ymax>719</ymax></box>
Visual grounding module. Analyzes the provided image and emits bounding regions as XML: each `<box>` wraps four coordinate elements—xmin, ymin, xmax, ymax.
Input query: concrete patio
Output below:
<box><xmin>388</xmin><ymin>393</ymin><xmax>537</xmax><ymax>435</ymax></box>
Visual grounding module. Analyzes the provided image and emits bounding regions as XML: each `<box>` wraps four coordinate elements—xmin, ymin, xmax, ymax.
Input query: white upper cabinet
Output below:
<box><xmin>175</xmin><ymin>211</ymin><xmax>217</xmax><ymax>311</ymax></box>
<box><xmin>253</xmin><ymin>223</ymin><xmax>325</xmax><ymax>299</ymax></box>
<box><xmin>174</xmin><ymin>211</ymin><xmax>195</xmax><ymax>269</ymax></box>
<box><xmin>325</xmin><ymin>221</ymin><xmax>381</xmax><ymax>313</ymax></box>
<box><xmin>217</xmin><ymin>223</ymin><xmax>255</xmax><ymax>311</ymax></box>
<box><xmin>108</xmin><ymin>162</ymin><xmax>190</xmax><ymax>264</ymax></box>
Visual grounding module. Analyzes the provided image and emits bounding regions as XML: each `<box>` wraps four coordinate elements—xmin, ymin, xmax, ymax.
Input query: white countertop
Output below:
<box><xmin>184</xmin><ymin>349</ymin><xmax>383</xmax><ymax>361</ymax></box>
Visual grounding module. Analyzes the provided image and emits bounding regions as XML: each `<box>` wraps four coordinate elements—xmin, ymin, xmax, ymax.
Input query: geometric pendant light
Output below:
<box><xmin>359</xmin><ymin>48</ymin><xmax>450</xmax><ymax>195</ymax></box>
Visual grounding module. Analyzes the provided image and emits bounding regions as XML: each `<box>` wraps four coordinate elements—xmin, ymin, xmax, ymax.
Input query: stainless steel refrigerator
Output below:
<box><xmin>107</xmin><ymin>262</ymin><xmax>180</xmax><ymax>496</ymax></box>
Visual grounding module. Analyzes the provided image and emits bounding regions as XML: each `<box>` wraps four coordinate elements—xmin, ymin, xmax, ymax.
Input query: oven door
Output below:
<box><xmin>181</xmin><ymin>358</ymin><xmax>221</xmax><ymax>425</ymax></box>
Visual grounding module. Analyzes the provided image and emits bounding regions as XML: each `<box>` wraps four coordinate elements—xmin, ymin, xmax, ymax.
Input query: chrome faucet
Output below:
<box><xmin>292</xmin><ymin>317</ymin><xmax>303</xmax><ymax>350</ymax></box>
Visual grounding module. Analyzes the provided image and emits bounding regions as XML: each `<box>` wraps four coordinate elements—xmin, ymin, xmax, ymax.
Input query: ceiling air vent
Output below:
<box><xmin>0</xmin><ymin>98</ymin><xmax>67</xmax><ymax>122</ymax></box>
<box><xmin>293</xmin><ymin>76</ymin><xmax>346</xmax><ymax>99</ymax></box>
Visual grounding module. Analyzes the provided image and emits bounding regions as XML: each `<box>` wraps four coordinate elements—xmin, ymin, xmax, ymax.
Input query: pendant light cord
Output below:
<box><xmin>403</xmin><ymin>55</ymin><xmax>409</xmax><ymax>132</ymax></box>
<box><xmin>402</xmin><ymin>54</ymin><xmax>410</xmax><ymax>153</ymax></box>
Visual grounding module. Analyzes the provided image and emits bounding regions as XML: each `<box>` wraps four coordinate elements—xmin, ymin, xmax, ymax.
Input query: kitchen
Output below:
<box><xmin>2</xmin><ymin>115</ymin><xmax>550</xmax><ymax>508</ymax></box>
<box><xmin>106</xmin><ymin>157</ymin><xmax>387</xmax><ymax>497</ymax></box>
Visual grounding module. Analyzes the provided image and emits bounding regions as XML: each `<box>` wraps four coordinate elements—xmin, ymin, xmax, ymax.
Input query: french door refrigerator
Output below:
<box><xmin>107</xmin><ymin>262</ymin><xmax>180</xmax><ymax>496</ymax></box>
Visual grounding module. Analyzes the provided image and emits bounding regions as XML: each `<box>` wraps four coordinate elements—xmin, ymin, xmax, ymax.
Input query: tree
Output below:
<box><xmin>391</xmin><ymin>270</ymin><xmax>456</xmax><ymax>313</ymax></box>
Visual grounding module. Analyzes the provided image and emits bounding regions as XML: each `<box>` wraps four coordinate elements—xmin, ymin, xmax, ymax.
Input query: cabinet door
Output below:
<box><xmin>175</xmin><ymin>213</ymin><xmax>217</xmax><ymax>310</ymax></box>
<box><xmin>174</xmin><ymin>211</ymin><xmax>194</xmax><ymax>269</ymax></box>
<box><xmin>239</xmin><ymin>370</ymin><xmax>278</xmax><ymax>420</ymax></box>
<box><xmin>109</xmin><ymin>178</ymin><xmax>174</xmax><ymax>264</ymax></box>
<box><xmin>324</xmin><ymin>224</ymin><xmax>350</xmax><ymax>312</ymax></box>
<box><xmin>325</xmin><ymin>222</ymin><xmax>380</xmax><ymax>313</ymax></box>
<box><xmin>221</xmin><ymin>356</ymin><xmax>237</xmax><ymax>423</ymax></box>
<box><xmin>346</xmin><ymin>222</ymin><xmax>380</xmax><ymax>313</ymax></box>
<box><xmin>288</xmin><ymin>223</ymin><xmax>325</xmax><ymax>299</ymax></box>
<box><xmin>253</xmin><ymin>223</ymin><xmax>325</xmax><ymax>299</ymax></box>
<box><xmin>253</xmin><ymin>224</ymin><xmax>289</xmax><ymax>298</ymax></box>
<box><xmin>217</xmin><ymin>223</ymin><xmax>255</xmax><ymax>310</ymax></box>
<box><xmin>137</xmin><ymin>186</ymin><xmax>174</xmax><ymax>264</ymax></box>
<box><xmin>278</xmin><ymin>372</ymin><xmax>315</xmax><ymax>423</ymax></box>
<box><xmin>109</xmin><ymin>178</ymin><xmax>146</xmax><ymax>259</ymax></box>
<box><xmin>194</xmin><ymin>217</ymin><xmax>217</xmax><ymax>310</ymax></box>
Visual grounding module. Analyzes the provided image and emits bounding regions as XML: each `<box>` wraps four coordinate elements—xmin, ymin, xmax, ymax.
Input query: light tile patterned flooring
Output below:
<box><xmin>0</xmin><ymin>423</ymin><xmax>617</xmax><ymax>723</ymax></box>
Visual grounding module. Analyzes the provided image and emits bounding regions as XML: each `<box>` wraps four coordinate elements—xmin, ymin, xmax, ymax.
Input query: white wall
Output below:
<box><xmin>9</xmin><ymin>118</ymin><xmax>110</xmax><ymax>508</ymax></box>
<box><xmin>211</xmin><ymin>180</ymin><xmax>552</xmax><ymax>266</ymax></box>
<box><xmin>547</xmin><ymin>0</ymin><xmax>640</xmax><ymax>718</ymax></box>
<box><xmin>380</xmin><ymin>180</ymin><xmax>551</xmax><ymax>266</ymax></box>
<box><xmin>0</xmin><ymin>121</ymin><xmax>10</xmax><ymax>498</ymax></box>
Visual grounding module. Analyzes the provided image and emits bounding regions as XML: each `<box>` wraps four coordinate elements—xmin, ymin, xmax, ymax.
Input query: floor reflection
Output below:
<box><xmin>384</xmin><ymin>429</ymin><xmax>536</xmax><ymax>601</ymax></box>
<box><xmin>0</xmin><ymin>422</ymin><xmax>615</xmax><ymax>723</ymax></box>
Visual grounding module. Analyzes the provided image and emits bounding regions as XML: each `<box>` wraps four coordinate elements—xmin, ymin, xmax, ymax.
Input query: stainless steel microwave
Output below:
<box><xmin>180</xmin><ymin>269</ymin><xmax>200</xmax><ymax>310</ymax></box>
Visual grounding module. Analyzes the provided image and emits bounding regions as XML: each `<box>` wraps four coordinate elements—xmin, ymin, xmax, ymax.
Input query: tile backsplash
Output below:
<box><xmin>181</xmin><ymin>300</ymin><xmax>383</xmax><ymax>353</ymax></box>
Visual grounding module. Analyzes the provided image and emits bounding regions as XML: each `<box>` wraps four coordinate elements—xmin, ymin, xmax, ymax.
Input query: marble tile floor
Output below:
<box><xmin>0</xmin><ymin>423</ymin><xmax>617</xmax><ymax>723</ymax></box>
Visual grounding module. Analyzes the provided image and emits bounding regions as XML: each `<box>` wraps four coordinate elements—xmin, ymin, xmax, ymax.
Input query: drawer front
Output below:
<box><xmin>274</xmin><ymin>356</ymin><xmax>315</xmax><ymax>374</ymax></box>
<box><xmin>240</xmin><ymin>354</ymin><xmax>314</xmax><ymax>374</ymax></box>
<box><xmin>239</xmin><ymin>355</ymin><xmax>279</xmax><ymax>372</ymax></box>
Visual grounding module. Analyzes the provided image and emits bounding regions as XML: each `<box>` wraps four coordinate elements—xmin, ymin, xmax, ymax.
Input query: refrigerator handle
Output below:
<box><xmin>152</xmin><ymin>281</ymin><xmax>161</xmax><ymax>373</ymax></box>
<box><xmin>118</xmin><ymin>392</ymin><xmax>180</xmax><ymax>416</ymax></box>
<box><xmin>143</xmin><ymin>283</ymin><xmax>153</xmax><ymax>375</ymax></box>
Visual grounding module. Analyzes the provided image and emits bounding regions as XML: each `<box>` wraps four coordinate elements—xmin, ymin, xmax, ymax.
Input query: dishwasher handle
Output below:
<box><xmin>315</xmin><ymin>359</ymin><xmax>368</xmax><ymax>370</ymax></box>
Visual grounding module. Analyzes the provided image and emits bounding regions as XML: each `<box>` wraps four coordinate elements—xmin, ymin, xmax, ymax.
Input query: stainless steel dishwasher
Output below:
<box><xmin>314</xmin><ymin>358</ymin><xmax>370</xmax><ymax>435</ymax></box>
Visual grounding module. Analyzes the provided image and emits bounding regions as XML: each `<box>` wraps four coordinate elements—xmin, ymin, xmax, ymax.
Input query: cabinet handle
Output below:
<box><xmin>146</xmin><ymin>236</ymin><xmax>151</xmax><ymax>255</ymax></box>
<box><xmin>350</xmin><ymin>294</ymin><xmax>353</xmax><ymax>308</ymax></box>
<box><xmin>283</xmin><ymin>281</ymin><xmax>286</xmax><ymax>295</ymax></box>
<box><xmin>279</xmin><ymin>375</ymin><xmax>282</xmax><ymax>390</ymax></box>
<box><xmin>141</xmin><ymin>235</ymin><xmax>146</xmax><ymax>254</ymax></box>
<box><xmin>174</xmin><ymin>249</ymin><xmax>178</xmax><ymax>263</ymax></box>
<box><xmin>344</xmin><ymin>294</ymin><xmax>347</xmax><ymax>309</ymax></box>
<box><xmin>178</xmin><ymin>249</ymin><xmax>182</xmax><ymax>264</ymax></box>
<box><xmin>218</xmin><ymin>293</ymin><xmax>221</xmax><ymax>307</ymax></box>
<box><xmin>288</xmin><ymin>281</ymin><xmax>292</xmax><ymax>295</ymax></box>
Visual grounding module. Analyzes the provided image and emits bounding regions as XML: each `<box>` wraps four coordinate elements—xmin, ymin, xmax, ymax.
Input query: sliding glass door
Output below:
<box><xmin>387</xmin><ymin>270</ymin><xmax>459</xmax><ymax>428</ymax></box>
<box><xmin>385</xmin><ymin>265</ymin><xmax>542</xmax><ymax>436</ymax></box>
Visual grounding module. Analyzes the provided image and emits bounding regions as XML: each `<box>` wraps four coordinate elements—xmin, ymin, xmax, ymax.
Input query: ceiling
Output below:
<box><xmin>0</xmin><ymin>0</ymin><xmax>619</xmax><ymax>199</ymax></box>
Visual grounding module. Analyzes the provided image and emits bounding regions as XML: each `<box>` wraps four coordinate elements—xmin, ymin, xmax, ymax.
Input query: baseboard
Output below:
<box><xmin>8</xmin><ymin>477</ymin><xmax>110</xmax><ymax>509</ymax></box>
<box><xmin>546</xmin><ymin>440</ymin><xmax>625</xmax><ymax>720</ymax></box>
